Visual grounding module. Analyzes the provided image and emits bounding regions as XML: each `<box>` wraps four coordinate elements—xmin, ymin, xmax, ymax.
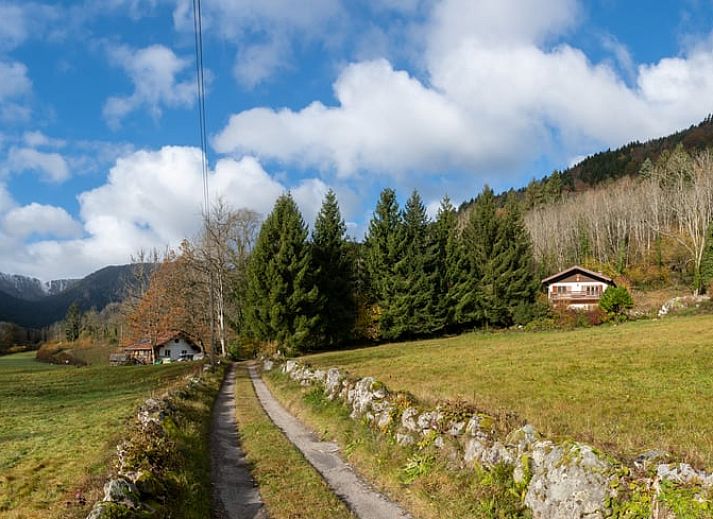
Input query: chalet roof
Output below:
<box><xmin>541</xmin><ymin>265</ymin><xmax>615</xmax><ymax>286</ymax></box>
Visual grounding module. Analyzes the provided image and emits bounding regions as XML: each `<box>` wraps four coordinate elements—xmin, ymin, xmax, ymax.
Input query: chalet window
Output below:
<box><xmin>174</xmin><ymin>338</ymin><xmax>179</xmax><ymax>343</ymax></box>
<box><xmin>556</xmin><ymin>285</ymin><xmax>567</xmax><ymax>294</ymax></box>
<box><xmin>163</xmin><ymin>350</ymin><xmax>170</xmax><ymax>357</ymax></box>
<box><xmin>181</xmin><ymin>350</ymin><xmax>187</xmax><ymax>355</ymax></box>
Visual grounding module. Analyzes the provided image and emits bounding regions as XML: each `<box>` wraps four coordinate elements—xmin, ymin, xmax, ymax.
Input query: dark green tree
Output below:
<box><xmin>244</xmin><ymin>194</ymin><xmax>319</xmax><ymax>354</ymax></box>
<box><xmin>490</xmin><ymin>197</ymin><xmax>539</xmax><ymax>326</ymax></box>
<box><xmin>455</xmin><ymin>186</ymin><xmax>499</xmax><ymax>327</ymax></box>
<box><xmin>64</xmin><ymin>302</ymin><xmax>81</xmax><ymax>342</ymax></box>
<box><xmin>432</xmin><ymin>196</ymin><xmax>461</xmax><ymax>331</ymax></box>
<box><xmin>389</xmin><ymin>190</ymin><xmax>439</xmax><ymax>338</ymax></box>
<box><xmin>599</xmin><ymin>286</ymin><xmax>633</xmax><ymax>315</ymax></box>
<box><xmin>364</xmin><ymin>188</ymin><xmax>403</xmax><ymax>339</ymax></box>
<box><xmin>312</xmin><ymin>190</ymin><xmax>355</xmax><ymax>348</ymax></box>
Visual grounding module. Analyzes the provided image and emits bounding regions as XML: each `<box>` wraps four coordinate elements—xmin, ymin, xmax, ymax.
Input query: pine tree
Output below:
<box><xmin>312</xmin><ymin>190</ymin><xmax>355</xmax><ymax>348</ymax></box>
<box><xmin>245</xmin><ymin>194</ymin><xmax>319</xmax><ymax>354</ymax></box>
<box><xmin>364</xmin><ymin>188</ymin><xmax>403</xmax><ymax>339</ymax></box>
<box><xmin>432</xmin><ymin>196</ymin><xmax>461</xmax><ymax>331</ymax></box>
<box><xmin>390</xmin><ymin>191</ymin><xmax>439</xmax><ymax>338</ymax></box>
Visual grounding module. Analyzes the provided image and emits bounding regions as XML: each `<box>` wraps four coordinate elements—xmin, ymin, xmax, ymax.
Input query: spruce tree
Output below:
<box><xmin>455</xmin><ymin>186</ymin><xmax>499</xmax><ymax>327</ymax></box>
<box><xmin>432</xmin><ymin>196</ymin><xmax>461</xmax><ymax>331</ymax></box>
<box><xmin>490</xmin><ymin>197</ymin><xmax>538</xmax><ymax>326</ymax></box>
<box><xmin>365</xmin><ymin>188</ymin><xmax>402</xmax><ymax>339</ymax></box>
<box><xmin>245</xmin><ymin>194</ymin><xmax>319</xmax><ymax>354</ymax></box>
<box><xmin>312</xmin><ymin>189</ymin><xmax>355</xmax><ymax>348</ymax></box>
<box><xmin>390</xmin><ymin>190</ymin><xmax>439</xmax><ymax>338</ymax></box>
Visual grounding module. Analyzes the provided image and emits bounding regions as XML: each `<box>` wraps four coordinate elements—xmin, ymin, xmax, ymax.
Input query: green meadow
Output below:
<box><xmin>302</xmin><ymin>315</ymin><xmax>713</xmax><ymax>470</ymax></box>
<box><xmin>0</xmin><ymin>351</ymin><xmax>196</xmax><ymax>518</ymax></box>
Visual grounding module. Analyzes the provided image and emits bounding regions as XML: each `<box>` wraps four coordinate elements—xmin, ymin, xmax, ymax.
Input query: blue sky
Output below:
<box><xmin>1</xmin><ymin>0</ymin><xmax>713</xmax><ymax>279</ymax></box>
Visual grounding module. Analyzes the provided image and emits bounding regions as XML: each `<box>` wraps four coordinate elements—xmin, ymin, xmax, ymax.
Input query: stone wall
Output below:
<box><xmin>270</xmin><ymin>360</ymin><xmax>713</xmax><ymax>518</ymax></box>
<box><xmin>86</xmin><ymin>365</ymin><xmax>217</xmax><ymax>519</ymax></box>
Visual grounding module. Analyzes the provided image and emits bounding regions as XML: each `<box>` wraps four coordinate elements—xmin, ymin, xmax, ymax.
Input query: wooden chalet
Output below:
<box><xmin>122</xmin><ymin>331</ymin><xmax>203</xmax><ymax>365</ymax></box>
<box><xmin>542</xmin><ymin>265</ymin><xmax>615</xmax><ymax>310</ymax></box>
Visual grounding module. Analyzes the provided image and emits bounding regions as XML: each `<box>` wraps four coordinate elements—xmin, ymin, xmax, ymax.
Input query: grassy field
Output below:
<box><xmin>301</xmin><ymin>315</ymin><xmax>713</xmax><ymax>470</ymax></box>
<box><xmin>0</xmin><ymin>351</ymin><xmax>198</xmax><ymax>518</ymax></box>
<box><xmin>234</xmin><ymin>364</ymin><xmax>355</xmax><ymax>519</ymax></box>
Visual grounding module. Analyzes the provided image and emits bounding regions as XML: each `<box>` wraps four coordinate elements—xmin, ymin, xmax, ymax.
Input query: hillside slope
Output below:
<box><xmin>0</xmin><ymin>265</ymin><xmax>136</xmax><ymax>328</ymax></box>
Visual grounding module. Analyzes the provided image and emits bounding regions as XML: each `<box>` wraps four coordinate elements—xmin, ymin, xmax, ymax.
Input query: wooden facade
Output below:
<box><xmin>542</xmin><ymin>266</ymin><xmax>615</xmax><ymax>310</ymax></box>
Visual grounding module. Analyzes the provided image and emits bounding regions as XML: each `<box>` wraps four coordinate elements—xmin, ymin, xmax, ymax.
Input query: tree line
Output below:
<box><xmin>124</xmin><ymin>186</ymin><xmax>539</xmax><ymax>356</ymax></box>
<box><xmin>240</xmin><ymin>187</ymin><xmax>538</xmax><ymax>355</ymax></box>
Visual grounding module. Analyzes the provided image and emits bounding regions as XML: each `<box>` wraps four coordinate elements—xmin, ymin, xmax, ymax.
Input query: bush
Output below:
<box><xmin>599</xmin><ymin>286</ymin><xmax>634</xmax><ymax>315</ymax></box>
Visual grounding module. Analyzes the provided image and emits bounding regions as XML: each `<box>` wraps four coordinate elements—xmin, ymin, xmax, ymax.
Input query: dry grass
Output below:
<box><xmin>0</xmin><ymin>351</ymin><xmax>197</xmax><ymax>518</ymax></box>
<box><xmin>301</xmin><ymin>315</ymin><xmax>713</xmax><ymax>469</ymax></box>
<box><xmin>233</xmin><ymin>364</ymin><xmax>355</xmax><ymax>519</ymax></box>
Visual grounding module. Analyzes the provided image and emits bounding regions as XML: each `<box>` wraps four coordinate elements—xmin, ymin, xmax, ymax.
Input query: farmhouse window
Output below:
<box><xmin>163</xmin><ymin>350</ymin><xmax>170</xmax><ymax>357</ymax></box>
<box><xmin>556</xmin><ymin>285</ymin><xmax>567</xmax><ymax>294</ymax></box>
<box><xmin>181</xmin><ymin>350</ymin><xmax>187</xmax><ymax>355</ymax></box>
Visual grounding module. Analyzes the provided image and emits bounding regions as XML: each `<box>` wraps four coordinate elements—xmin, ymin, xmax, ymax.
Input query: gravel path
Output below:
<box><xmin>248</xmin><ymin>366</ymin><xmax>411</xmax><ymax>519</ymax></box>
<box><xmin>211</xmin><ymin>363</ymin><xmax>266</xmax><ymax>519</ymax></box>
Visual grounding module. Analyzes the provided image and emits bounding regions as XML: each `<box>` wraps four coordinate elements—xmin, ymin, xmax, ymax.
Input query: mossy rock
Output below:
<box><xmin>134</xmin><ymin>470</ymin><xmax>167</xmax><ymax>498</ymax></box>
<box><xmin>86</xmin><ymin>502</ymin><xmax>134</xmax><ymax>519</ymax></box>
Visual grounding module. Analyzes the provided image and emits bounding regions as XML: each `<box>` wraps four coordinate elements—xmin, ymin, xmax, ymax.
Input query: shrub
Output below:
<box><xmin>599</xmin><ymin>286</ymin><xmax>634</xmax><ymax>315</ymax></box>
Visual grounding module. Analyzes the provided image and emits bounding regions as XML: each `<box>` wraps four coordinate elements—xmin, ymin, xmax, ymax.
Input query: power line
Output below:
<box><xmin>192</xmin><ymin>0</ymin><xmax>209</xmax><ymax>215</ymax></box>
<box><xmin>191</xmin><ymin>0</ymin><xmax>217</xmax><ymax>362</ymax></box>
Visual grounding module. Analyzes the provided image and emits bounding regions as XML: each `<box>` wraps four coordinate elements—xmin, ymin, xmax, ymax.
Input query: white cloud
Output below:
<box><xmin>103</xmin><ymin>44</ymin><xmax>195</xmax><ymax>128</ymax></box>
<box><xmin>0</xmin><ymin>61</ymin><xmax>31</xmax><ymax>100</ymax></box>
<box><xmin>3</xmin><ymin>203</ymin><xmax>82</xmax><ymax>239</ymax></box>
<box><xmin>215</xmin><ymin>59</ymin><xmax>478</xmax><ymax>177</ymax></box>
<box><xmin>0</xmin><ymin>146</ymin><xmax>336</xmax><ymax>279</ymax></box>
<box><xmin>173</xmin><ymin>0</ymin><xmax>345</xmax><ymax>88</ymax></box>
<box><xmin>0</xmin><ymin>3</ymin><xmax>27</xmax><ymax>50</ymax></box>
<box><xmin>23</xmin><ymin>131</ymin><xmax>66</xmax><ymax>148</ymax></box>
<box><xmin>6</xmin><ymin>147</ymin><xmax>70</xmax><ymax>183</ymax></box>
<box><xmin>213</xmin><ymin>0</ymin><xmax>713</xmax><ymax>184</ymax></box>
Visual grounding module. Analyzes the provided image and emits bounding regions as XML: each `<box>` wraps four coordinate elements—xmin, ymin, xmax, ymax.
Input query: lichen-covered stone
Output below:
<box><xmin>325</xmin><ymin>368</ymin><xmax>343</xmax><ymax>398</ymax></box>
<box><xmin>447</xmin><ymin>420</ymin><xmax>465</xmax><ymax>437</ymax></box>
<box><xmin>137</xmin><ymin>398</ymin><xmax>167</xmax><ymax>429</ymax></box>
<box><xmin>401</xmin><ymin>407</ymin><xmax>419</xmax><ymax>432</ymax></box>
<box><xmin>465</xmin><ymin>416</ymin><xmax>480</xmax><ymax>436</ymax></box>
<box><xmin>525</xmin><ymin>444</ymin><xmax>614</xmax><ymax>519</ymax></box>
<box><xmin>396</xmin><ymin>433</ymin><xmax>415</xmax><ymax>446</ymax></box>
<box><xmin>506</xmin><ymin>424</ymin><xmax>540</xmax><ymax>454</ymax></box>
<box><xmin>263</xmin><ymin>359</ymin><xmax>274</xmax><ymax>371</ymax></box>
<box><xmin>283</xmin><ymin>360</ymin><xmax>298</xmax><ymax>374</ymax></box>
<box><xmin>656</xmin><ymin>463</ymin><xmax>713</xmax><ymax>487</ymax></box>
<box><xmin>350</xmin><ymin>377</ymin><xmax>377</xmax><ymax>418</ymax></box>
<box><xmin>103</xmin><ymin>478</ymin><xmax>140</xmax><ymax>507</ymax></box>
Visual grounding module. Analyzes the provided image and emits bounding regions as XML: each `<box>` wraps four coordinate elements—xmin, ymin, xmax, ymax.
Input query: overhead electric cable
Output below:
<box><xmin>192</xmin><ymin>0</ymin><xmax>217</xmax><ymax>362</ymax></box>
<box><xmin>192</xmin><ymin>0</ymin><xmax>209</xmax><ymax>215</ymax></box>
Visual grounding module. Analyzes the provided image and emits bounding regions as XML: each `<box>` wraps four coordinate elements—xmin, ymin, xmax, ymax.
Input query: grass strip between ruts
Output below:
<box><xmin>233</xmin><ymin>363</ymin><xmax>355</xmax><ymax>519</ymax></box>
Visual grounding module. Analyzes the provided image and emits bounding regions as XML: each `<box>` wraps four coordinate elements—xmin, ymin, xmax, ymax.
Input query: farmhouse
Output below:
<box><xmin>542</xmin><ymin>265</ymin><xmax>615</xmax><ymax>311</ymax></box>
<box><xmin>121</xmin><ymin>331</ymin><xmax>204</xmax><ymax>364</ymax></box>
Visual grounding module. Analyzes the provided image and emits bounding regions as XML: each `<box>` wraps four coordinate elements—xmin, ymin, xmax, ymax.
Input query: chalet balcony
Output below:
<box><xmin>548</xmin><ymin>291</ymin><xmax>602</xmax><ymax>302</ymax></box>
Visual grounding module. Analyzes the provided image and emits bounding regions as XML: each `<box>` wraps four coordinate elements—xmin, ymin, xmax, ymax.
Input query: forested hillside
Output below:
<box><xmin>0</xmin><ymin>265</ymin><xmax>136</xmax><ymax>328</ymax></box>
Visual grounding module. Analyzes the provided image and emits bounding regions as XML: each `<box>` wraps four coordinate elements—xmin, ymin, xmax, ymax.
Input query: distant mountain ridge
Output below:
<box><xmin>0</xmin><ymin>273</ymin><xmax>79</xmax><ymax>301</ymax></box>
<box><xmin>0</xmin><ymin>265</ymin><xmax>137</xmax><ymax>328</ymax></box>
